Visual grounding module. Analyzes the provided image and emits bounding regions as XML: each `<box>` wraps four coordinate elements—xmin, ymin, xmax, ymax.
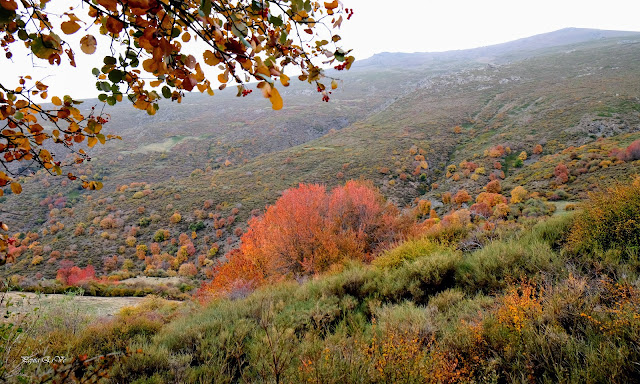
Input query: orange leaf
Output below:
<box><xmin>10</xmin><ymin>182</ymin><xmax>21</xmax><ymax>194</ymax></box>
<box><xmin>203</xmin><ymin>50</ymin><xmax>220</xmax><ymax>66</ymax></box>
<box><xmin>280</xmin><ymin>74</ymin><xmax>290</xmax><ymax>87</ymax></box>
<box><xmin>269</xmin><ymin>87</ymin><xmax>283</xmax><ymax>110</ymax></box>
<box><xmin>324</xmin><ymin>0</ymin><xmax>339</xmax><ymax>9</ymax></box>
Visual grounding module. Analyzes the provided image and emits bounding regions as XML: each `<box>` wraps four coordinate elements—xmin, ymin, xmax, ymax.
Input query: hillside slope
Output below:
<box><xmin>2</xmin><ymin>29</ymin><xmax>640</xmax><ymax>282</ymax></box>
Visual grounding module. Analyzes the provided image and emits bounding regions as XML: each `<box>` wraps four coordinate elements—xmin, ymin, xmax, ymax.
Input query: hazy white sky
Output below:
<box><xmin>2</xmin><ymin>0</ymin><xmax>638</xmax><ymax>99</ymax></box>
<box><xmin>340</xmin><ymin>0</ymin><xmax>640</xmax><ymax>57</ymax></box>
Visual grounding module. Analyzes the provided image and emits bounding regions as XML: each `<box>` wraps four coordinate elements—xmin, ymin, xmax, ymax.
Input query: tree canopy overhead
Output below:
<box><xmin>0</xmin><ymin>0</ymin><xmax>354</xmax><ymax>262</ymax></box>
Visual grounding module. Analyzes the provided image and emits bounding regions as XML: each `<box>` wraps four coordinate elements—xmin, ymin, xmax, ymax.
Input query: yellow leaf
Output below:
<box><xmin>280</xmin><ymin>74</ymin><xmax>290</xmax><ymax>87</ymax></box>
<box><xmin>269</xmin><ymin>87</ymin><xmax>283</xmax><ymax>110</ymax></box>
<box><xmin>87</xmin><ymin>136</ymin><xmax>97</xmax><ymax>148</ymax></box>
<box><xmin>61</xmin><ymin>20</ymin><xmax>81</xmax><ymax>35</ymax></box>
<box><xmin>51</xmin><ymin>96</ymin><xmax>62</xmax><ymax>106</ymax></box>
<box><xmin>10</xmin><ymin>182</ymin><xmax>22</xmax><ymax>194</ymax></box>
<box><xmin>331</xmin><ymin>80</ymin><xmax>338</xmax><ymax>90</ymax></box>
<box><xmin>80</xmin><ymin>34</ymin><xmax>97</xmax><ymax>55</ymax></box>
<box><xmin>39</xmin><ymin>149</ymin><xmax>52</xmax><ymax>162</ymax></box>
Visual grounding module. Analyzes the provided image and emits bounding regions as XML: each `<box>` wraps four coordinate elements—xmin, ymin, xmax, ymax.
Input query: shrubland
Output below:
<box><xmin>2</xmin><ymin>176</ymin><xmax>640</xmax><ymax>383</ymax></box>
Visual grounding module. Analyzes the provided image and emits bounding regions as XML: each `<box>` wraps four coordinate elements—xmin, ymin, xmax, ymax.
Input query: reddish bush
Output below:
<box><xmin>201</xmin><ymin>181</ymin><xmax>414</xmax><ymax>298</ymax></box>
<box><xmin>626</xmin><ymin>140</ymin><xmax>640</xmax><ymax>160</ymax></box>
<box><xmin>470</xmin><ymin>202</ymin><xmax>492</xmax><ymax>218</ymax></box>
<box><xmin>178</xmin><ymin>262</ymin><xmax>198</xmax><ymax>277</ymax></box>
<box><xmin>57</xmin><ymin>262</ymin><xmax>97</xmax><ymax>285</ymax></box>
<box><xmin>554</xmin><ymin>163</ymin><xmax>569</xmax><ymax>185</ymax></box>
<box><xmin>486</xmin><ymin>180</ymin><xmax>502</xmax><ymax>194</ymax></box>
<box><xmin>488</xmin><ymin>145</ymin><xmax>506</xmax><ymax>158</ymax></box>
<box><xmin>453</xmin><ymin>190</ymin><xmax>471</xmax><ymax>207</ymax></box>
<box><xmin>610</xmin><ymin>140</ymin><xmax>640</xmax><ymax>162</ymax></box>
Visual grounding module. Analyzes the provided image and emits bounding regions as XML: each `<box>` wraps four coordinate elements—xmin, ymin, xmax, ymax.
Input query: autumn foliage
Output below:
<box><xmin>453</xmin><ymin>190</ymin><xmax>471</xmax><ymax>207</ymax></box>
<box><xmin>56</xmin><ymin>260</ymin><xmax>97</xmax><ymax>285</ymax></box>
<box><xmin>554</xmin><ymin>163</ymin><xmax>569</xmax><ymax>184</ymax></box>
<box><xmin>200</xmin><ymin>181</ymin><xmax>414</xmax><ymax>297</ymax></box>
<box><xmin>610</xmin><ymin>139</ymin><xmax>640</xmax><ymax>161</ymax></box>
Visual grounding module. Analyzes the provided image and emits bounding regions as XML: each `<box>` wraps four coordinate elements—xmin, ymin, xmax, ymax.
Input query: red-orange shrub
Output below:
<box><xmin>476</xmin><ymin>192</ymin><xmax>507</xmax><ymax>208</ymax></box>
<box><xmin>453</xmin><ymin>190</ymin><xmax>471</xmax><ymax>207</ymax></box>
<box><xmin>486</xmin><ymin>180</ymin><xmax>501</xmax><ymax>194</ymax></box>
<box><xmin>611</xmin><ymin>139</ymin><xmax>640</xmax><ymax>161</ymax></box>
<box><xmin>201</xmin><ymin>181</ymin><xmax>414</xmax><ymax>297</ymax></box>
<box><xmin>57</xmin><ymin>261</ymin><xmax>97</xmax><ymax>285</ymax></box>
<box><xmin>554</xmin><ymin>163</ymin><xmax>569</xmax><ymax>185</ymax></box>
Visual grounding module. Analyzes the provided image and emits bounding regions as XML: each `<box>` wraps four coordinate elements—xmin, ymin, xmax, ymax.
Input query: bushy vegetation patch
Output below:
<box><xmin>567</xmin><ymin>177</ymin><xmax>640</xmax><ymax>272</ymax></box>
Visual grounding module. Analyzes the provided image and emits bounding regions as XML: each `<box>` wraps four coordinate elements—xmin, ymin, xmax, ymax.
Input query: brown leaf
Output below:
<box><xmin>80</xmin><ymin>35</ymin><xmax>97</xmax><ymax>54</ymax></box>
<box><xmin>61</xmin><ymin>20</ymin><xmax>81</xmax><ymax>35</ymax></box>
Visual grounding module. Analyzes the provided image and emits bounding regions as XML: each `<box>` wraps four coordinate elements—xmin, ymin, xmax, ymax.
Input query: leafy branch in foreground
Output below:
<box><xmin>0</xmin><ymin>0</ymin><xmax>354</xmax><ymax>262</ymax></box>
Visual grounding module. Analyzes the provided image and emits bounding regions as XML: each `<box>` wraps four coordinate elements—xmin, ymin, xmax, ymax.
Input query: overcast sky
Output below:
<box><xmin>340</xmin><ymin>0</ymin><xmax>640</xmax><ymax>57</ymax></box>
<box><xmin>2</xmin><ymin>0</ymin><xmax>638</xmax><ymax>99</ymax></box>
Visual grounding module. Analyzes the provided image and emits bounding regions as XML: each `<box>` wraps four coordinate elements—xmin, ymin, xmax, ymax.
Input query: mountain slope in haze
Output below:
<box><xmin>2</xmin><ymin>28</ymin><xmax>640</xmax><ymax>282</ymax></box>
<box><xmin>360</xmin><ymin>27</ymin><xmax>640</xmax><ymax>69</ymax></box>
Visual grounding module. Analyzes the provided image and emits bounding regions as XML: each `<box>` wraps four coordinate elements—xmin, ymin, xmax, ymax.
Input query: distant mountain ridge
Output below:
<box><xmin>356</xmin><ymin>28</ymin><xmax>640</xmax><ymax>68</ymax></box>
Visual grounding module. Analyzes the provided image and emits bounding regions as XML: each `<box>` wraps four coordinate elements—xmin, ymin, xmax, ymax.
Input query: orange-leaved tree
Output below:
<box><xmin>0</xmin><ymin>0</ymin><xmax>354</xmax><ymax>263</ymax></box>
<box><xmin>200</xmin><ymin>180</ymin><xmax>415</xmax><ymax>298</ymax></box>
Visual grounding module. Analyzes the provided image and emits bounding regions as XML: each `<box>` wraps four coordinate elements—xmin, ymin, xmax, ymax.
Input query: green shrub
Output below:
<box><xmin>373</xmin><ymin>238</ymin><xmax>451</xmax><ymax>269</ymax></box>
<box><xmin>379</xmin><ymin>250</ymin><xmax>462</xmax><ymax>304</ymax></box>
<box><xmin>457</xmin><ymin>235</ymin><xmax>561</xmax><ymax>292</ymax></box>
<box><xmin>188</xmin><ymin>221</ymin><xmax>205</xmax><ymax>232</ymax></box>
<box><xmin>567</xmin><ymin>178</ymin><xmax>640</xmax><ymax>267</ymax></box>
